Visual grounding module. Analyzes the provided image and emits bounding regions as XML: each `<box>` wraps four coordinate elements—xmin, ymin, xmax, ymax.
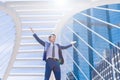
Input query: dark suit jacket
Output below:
<box><xmin>33</xmin><ymin>33</ymin><xmax>72</xmax><ymax>64</ymax></box>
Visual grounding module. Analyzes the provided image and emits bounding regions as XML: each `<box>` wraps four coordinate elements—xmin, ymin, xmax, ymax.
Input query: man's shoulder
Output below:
<box><xmin>56</xmin><ymin>43</ymin><xmax>60</xmax><ymax>47</ymax></box>
<box><xmin>45</xmin><ymin>41</ymin><xmax>50</xmax><ymax>45</ymax></box>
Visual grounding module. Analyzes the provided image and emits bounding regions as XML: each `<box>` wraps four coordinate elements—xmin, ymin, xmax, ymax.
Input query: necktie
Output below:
<box><xmin>52</xmin><ymin>44</ymin><xmax>55</xmax><ymax>58</ymax></box>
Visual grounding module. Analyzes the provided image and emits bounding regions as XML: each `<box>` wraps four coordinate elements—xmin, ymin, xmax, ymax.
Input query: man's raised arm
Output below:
<box><xmin>30</xmin><ymin>27</ymin><xmax>45</xmax><ymax>46</ymax></box>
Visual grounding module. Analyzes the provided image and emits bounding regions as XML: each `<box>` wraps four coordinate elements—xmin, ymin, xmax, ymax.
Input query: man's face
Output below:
<box><xmin>49</xmin><ymin>35</ymin><xmax>56</xmax><ymax>43</ymax></box>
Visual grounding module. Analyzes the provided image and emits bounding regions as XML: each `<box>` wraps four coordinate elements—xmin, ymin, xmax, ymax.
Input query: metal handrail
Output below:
<box><xmin>74</xmin><ymin>17</ymin><xmax>120</xmax><ymax>50</ymax></box>
<box><xmin>0</xmin><ymin>33</ymin><xmax>14</xmax><ymax>48</ymax></box>
<box><xmin>0</xmin><ymin>27</ymin><xmax>15</xmax><ymax>39</ymax></box>
<box><xmin>65</xmin><ymin>63</ymin><xmax>78</xmax><ymax>80</ymax></box>
<box><xmin>65</xmin><ymin>50</ymin><xmax>89</xmax><ymax>80</ymax></box>
<box><xmin>0</xmin><ymin>18</ymin><xmax>14</xmax><ymax>26</ymax></box>
<box><xmin>63</xmin><ymin>41</ymin><xmax>89</xmax><ymax>80</ymax></box>
<box><xmin>63</xmin><ymin>34</ymin><xmax>104</xmax><ymax>80</ymax></box>
<box><xmin>73</xmin><ymin>18</ymin><xmax>120</xmax><ymax>73</ymax></box>
<box><xmin>0</xmin><ymin>58</ymin><xmax>10</xmax><ymax>71</ymax></box>
<box><xmin>0</xmin><ymin>3</ymin><xmax>22</xmax><ymax>80</ymax></box>
<box><xmin>94</xmin><ymin>7</ymin><xmax>120</xmax><ymax>13</ymax></box>
<box><xmin>81</xmin><ymin>13</ymin><xmax>120</xmax><ymax>29</ymax></box>
<box><xmin>66</xmin><ymin>75</ymin><xmax>70</xmax><ymax>80</ymax></box>
<box><xmin>0</xmin><ymin>9</ymin><xmax>16</xmax><ymax>80</ymax></box>
<box><xmin>67</xmin><ymin>24</ymin><xmax>120</xmax><ymax>74</ymax></box>
<box><xmin>0</xmin><ymin>44</ymin><xmax>13</xmax><ymax>68</ymax></box>
<box><xmin>0</xmin><ymin>55</ymin><xmax>12</xmax><ymax>74</ymax></box>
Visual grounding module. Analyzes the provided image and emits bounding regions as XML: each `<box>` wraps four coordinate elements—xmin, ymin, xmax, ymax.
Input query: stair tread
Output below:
<box><xmin>20</xmin><ymin>43</ymin><xmax>41</xmax><ymax>46</ymax></box>
<box><xmin>10</xmin><ymin>73</ymin><xmax>44</xmax><ymax>76</ymax></box>
<box><xmin>13</xmin><ymin>65</ymin><xmax>45</xmax><ymax>68</ymax></box>
<box><xmin>22</xmin><ymin>27</ymin><xmax>55</xmax><ymax>29</ymax></box>
<box><xmin>16</xmin><ymin>57</ymin><xmax>42</xmax><ymax>60</ymax></box>
<box><xmin>18</xmin><ymin>49</ymin><xmax>44</xmax><ymax>53</ymax></box>
<box><xmin>21</xmin><ymin>35</ymin><xmax>49</xmax><ymax>39</ymax></box>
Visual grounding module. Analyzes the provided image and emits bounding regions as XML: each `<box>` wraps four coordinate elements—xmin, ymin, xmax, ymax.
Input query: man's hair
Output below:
<box><xmin>49</xmin><ymin>34</ymin><xmax>56</xmax><ymax>38</ymax></box>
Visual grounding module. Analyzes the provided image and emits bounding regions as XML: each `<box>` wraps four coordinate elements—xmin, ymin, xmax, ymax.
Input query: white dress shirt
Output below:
<box><xmin>46</xmin><ymin>43</ymin><xmax>59</xmax><ymax>59</ymax></box>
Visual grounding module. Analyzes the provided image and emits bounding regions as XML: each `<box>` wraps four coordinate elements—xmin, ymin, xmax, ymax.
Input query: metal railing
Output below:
<box><xmin>0</xmin><ymin>11</ymin><xmax>16</xmax><ymax>79</ymax></box>
<box><xmin>0</xmin><ymin>3</ymin><xmax>21</xmax><ymax>80</ymax></box>
<box><xmin>60</xmin><ymin>5</ymin><xmax>120</xmax><ymax>80</ymax></box>
<box><xmin>62</xmin><ymin>30</ymin><xmax>104</xmax><ymax>80</ymax></box>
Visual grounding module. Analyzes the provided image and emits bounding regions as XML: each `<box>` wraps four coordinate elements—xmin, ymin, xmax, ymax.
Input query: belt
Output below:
<box><xmin>48</xmin><ymin>58</ymin><xmax>59</xmax><ymax>61</ymax></box>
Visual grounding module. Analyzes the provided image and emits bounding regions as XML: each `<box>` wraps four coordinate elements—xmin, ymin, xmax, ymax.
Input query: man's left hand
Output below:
<box><xmin>71</xmin><ymin>41</ymin><xmax>76</xmax><ymax>45</ymax></box>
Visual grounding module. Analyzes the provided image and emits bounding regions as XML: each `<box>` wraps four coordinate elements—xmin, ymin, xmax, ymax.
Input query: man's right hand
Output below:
<box><xmin>30</xmin><ymin>27</ymin><xmax>35</xmax><ymax>33</ymax></box>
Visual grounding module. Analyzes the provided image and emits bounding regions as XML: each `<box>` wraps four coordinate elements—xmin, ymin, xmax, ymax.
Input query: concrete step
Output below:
<box><xmin>17</xmin><ymin>11</ymin><xmax>64</xmax><ymax>15</ymax></box>
<box><xmin>11</xmin><ymin>66</ymin><xmax>45</xmax><ymax>73</ymax></box>
<box><xmin>8</xmin><ymin>76</ymin><xmax>44</xmax><ymax>80</ymax></box>
<box><xmin>22</xmin><ymin>28</ymin><xmax>55</xmax><ymax>32</ymax></box>
<box><xmin>10</xmin><ymin>73</ymin><xmax>44</xmax><ymax>76</ymax></box>
<box><xmin>14</xmin><ymin>60</ymin><xmax>45</xmax><ymax>66</ymax></box>
<box><xmin>16</xmin><ymin>58</ymin><xmax>42</xmax><ymax>61</ymax></box>
<box><xmin>21</xmin><ymin>22</ymin><xmax>57</xmax><ymax>26</ymax></box>
<box><xmin>20</xmin><ymin>15</ymin><xmax>63</xmax><ymax>21</ymax></box>
<box><xmin>22</xmin><ymin>22</ymin><xmax>57</xmax><ymax>26</ymax></box>
<box><xmin>20</xmin><ymin>43</ymin><xmax>40</xmax><ymax>46</ymax></box>
<box><xmin>18</xmin><ymin>49</ymin><xmax>43</xmax><ymax>53</ymax></box>
<box><xmin>13</xmin><ymin>65</ymin><xmax>44</xmax><ymax>68</ymax></box>
<box><xmin>21</xmin><ymin>35</ymin><xmax>48</xmax><ymax>39</ymax></box>
<box><xmin>5</xmin><ymin>1</ymin><xmax>53</xmax><ymax>6</ymax></box>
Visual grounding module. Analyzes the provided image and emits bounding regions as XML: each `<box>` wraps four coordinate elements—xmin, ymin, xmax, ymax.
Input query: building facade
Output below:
<box><xmin>92</xmin><ymin>42</ymin><xmax>120</xmax><ymax>80</ymax></box>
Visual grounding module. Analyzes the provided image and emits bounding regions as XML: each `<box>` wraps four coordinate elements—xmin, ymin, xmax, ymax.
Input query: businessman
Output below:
<box><xmin>30</xmin><ymin>28</ymin><xmax>76</xmax><ymax>80</ymax></box>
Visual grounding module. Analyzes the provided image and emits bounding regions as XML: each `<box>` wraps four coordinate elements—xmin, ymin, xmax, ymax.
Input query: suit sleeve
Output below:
<box><xmin>59</xmin><ymin>44</ymin><xmax>72</xmax><ymax>49</ymax></box>
<box><xmin>33</xmin><ymin>33</ymin><xmax>45</xmax><ymax>46</ymax></box>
